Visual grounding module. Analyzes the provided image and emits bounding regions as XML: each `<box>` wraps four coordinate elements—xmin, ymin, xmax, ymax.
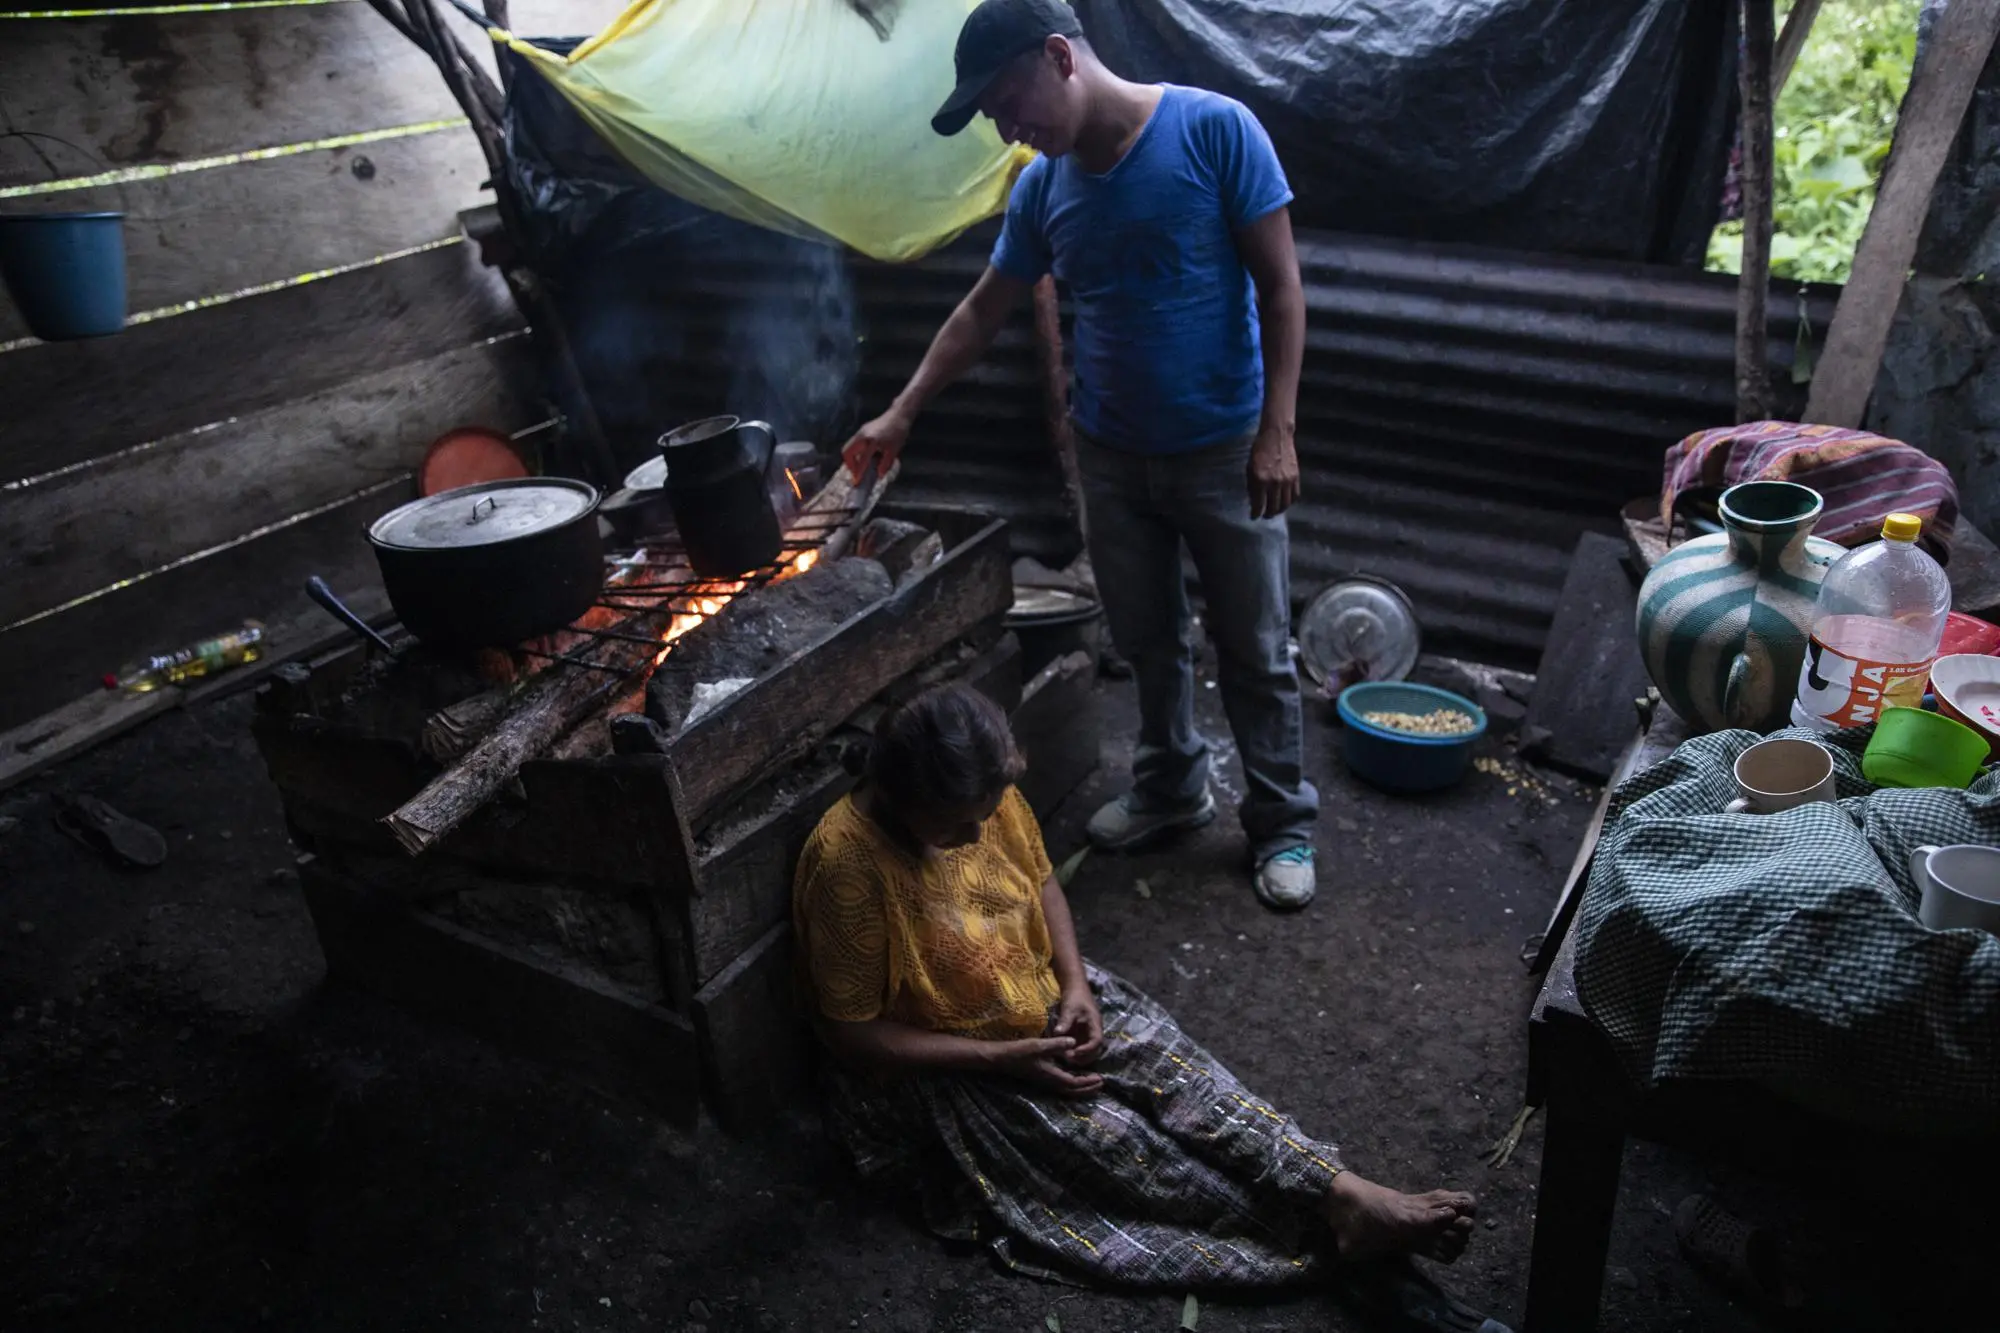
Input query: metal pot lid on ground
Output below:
<box><xmin>370</xmin><ymin>478</ymin><xmax>599</xmax><ymax>550</ymax></box>
<box><xmin>1298</xmin><ymin>575</ymin><xmax>1420</xmax><ymax>690</ymax></box>
<box><xmin>1008</xmin><ymin>586</ymin><xmax>1099</xmax><ymax>622</ymax></box>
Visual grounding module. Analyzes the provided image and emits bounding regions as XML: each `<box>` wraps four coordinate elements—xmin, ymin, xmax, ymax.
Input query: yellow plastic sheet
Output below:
<box><xmin>501</xmin><ymin>0</ymin><xmax>1035</xmax><ymax>262</ymax></box>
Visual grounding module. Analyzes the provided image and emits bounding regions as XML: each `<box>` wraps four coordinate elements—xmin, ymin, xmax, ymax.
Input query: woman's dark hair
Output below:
<box><xmin>866</xmin><ymin>683</ymin><xmax>1025</xmax><ymax>811</ymax></box>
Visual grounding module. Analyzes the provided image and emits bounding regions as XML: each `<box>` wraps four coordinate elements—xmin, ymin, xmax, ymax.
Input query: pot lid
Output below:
<box><xmin>1008</xmin><ymin>586</ymin><xmax>1097</xmax><ymax>621</ymax></box>
<box><xmin>370</xmin><ymin>478</ymin><xmax>598</xmax><ymax>550</ymax></box>
<box><xmin>623</xmin><ymin>455</ymin><xmax>668</xmax><ymax>492</ymax></box>
<box><xmin>1298</xmin><ymin>576</ymin><xmax>1420</xmax><ymax>689</ymax></box>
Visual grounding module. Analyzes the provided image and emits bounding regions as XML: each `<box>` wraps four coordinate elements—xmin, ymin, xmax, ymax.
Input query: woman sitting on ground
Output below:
<box><xmin>792</xmin><ymin>683</ymin><xmax>1490</xmax><ymax>1315</ymax></box>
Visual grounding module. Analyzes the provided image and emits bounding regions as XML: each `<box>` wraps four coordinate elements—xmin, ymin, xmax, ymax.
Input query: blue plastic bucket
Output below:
<box><xmin>1335</xmin><ymin>681</ymin><xmax>1488</xmax><ymax>793</ymax></box>
<box><xmin>0</xmin><ymin>211</ymin><xmax>127</xmax><ymax>340</ymax></box>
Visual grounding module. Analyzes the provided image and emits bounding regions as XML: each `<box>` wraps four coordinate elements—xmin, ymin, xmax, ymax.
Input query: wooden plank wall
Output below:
<box><xmin>0</xmin><ymin>0</ymin><xmax>624</xmax><ymax>733</ymax></box>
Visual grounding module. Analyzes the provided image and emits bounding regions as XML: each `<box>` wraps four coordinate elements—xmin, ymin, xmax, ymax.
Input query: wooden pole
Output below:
<box><xmin>1805</xmin><ymin>0</ymin><xmax>2000</xmax><ymax>428</ymax></box>
<box><xmin>1735</xmin><ymin>0</ymin><xmax>1777</xmax><ymax>424</ymax></box>
<box><xmin>363</xmin><ymin>0</ymin><xmax>622</xmax><ymax>486</ymax></box>
<box><xmin>483</xmin><ymin>0</ymin><xmax>514</xmax><ymax>91</ymax></box>
<box><xmin>1031</xmin><ymin>276</ymin><xmax>1087</xmax><ymax>545</ymax></box>
<box><xmin>1773</xmin><ymin>0</ymin><xmax>1824</xmax><ymax>94</ymax></box>
<box><xmin>399</xmin><ymin>0</ymin><xmax>504</xmax><ymax>130</ymax></box>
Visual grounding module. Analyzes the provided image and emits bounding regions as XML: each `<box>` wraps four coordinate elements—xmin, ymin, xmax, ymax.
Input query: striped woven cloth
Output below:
<box><xmin>822</xmin><ymin>963</ymin><xmax>1340</xmax><ymax>1289</ymax></box>
<box><xmin>1661</xmin><ymin>420</ymin><xmax>1959</xmax><ymax>559</ymax></box>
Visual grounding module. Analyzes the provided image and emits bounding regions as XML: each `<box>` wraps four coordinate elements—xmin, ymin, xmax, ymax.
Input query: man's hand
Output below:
<box><xmin>987</xmin><ymin>1036</ymin><xmax>1104</xmax><ymax>1097</ymax></box>
<box><xmin>842</xmin><ymin>409</ymin><xmax>913</xmax><ymax>482</ymax></box>
<box><xmin>1248</xmin><ymin>423</ymin><xmax>1301</xmax><ymax>519</ymax></box>
<box><xmin>1051</xmin><ymin>983</ymin><xmax>1104</xmax><ymax>1066</ymax></box>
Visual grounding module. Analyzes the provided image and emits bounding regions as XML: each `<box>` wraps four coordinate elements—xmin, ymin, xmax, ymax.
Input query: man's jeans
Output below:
<box><xmin>1078</xmin><ymin>431</ymin><xmax>1319</xmax><ymax>861</ymax></box>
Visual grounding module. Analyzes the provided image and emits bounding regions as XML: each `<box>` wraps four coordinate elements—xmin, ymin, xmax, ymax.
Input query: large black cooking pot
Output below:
<box><xmin>660</xmin><ymin>415</ymin><xmax>783</xmax><ymax>578</ymax></box>
<box><xmin>367</xmin><ymin>478</ymin><xmax>603</xmax><ymax>648</ymax></box>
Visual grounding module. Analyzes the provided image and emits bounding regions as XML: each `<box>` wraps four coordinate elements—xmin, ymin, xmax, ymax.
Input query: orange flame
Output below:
<box><xmin>647</xmin><ymin>547</ymin><xmax>823</xmax><ymax>667</ymax></box>
<box><xmin>785</xmin><ymin>467</ymin><xmax>804</xmax><ymax>501</ymax></box>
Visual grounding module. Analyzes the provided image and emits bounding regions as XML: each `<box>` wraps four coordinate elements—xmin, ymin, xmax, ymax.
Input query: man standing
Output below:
<box><xmin>842</xmin><ymin>0</ymin><xmax>1319</xmax><ymax>910</ymax></box>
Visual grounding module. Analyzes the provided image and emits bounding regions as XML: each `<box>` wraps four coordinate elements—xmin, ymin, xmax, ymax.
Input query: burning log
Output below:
<box><xmin>665</xmin><ymin>517</ymin><xmax>1014</xmax><ymax>827</ymax></box>
<box><xmin>816</xmin><ymin>460</ymin><xmax>897</xmax><ymax>564</ymax></box>
<box><xmin>421</xmin><ymin>691</ymin><xmax>510</xmax><ymax>764</ymax></box>
<box><xmin>384</xmin><ymin>465</ymin><xmax>873</xmax><ymax>855</ymax></box>
<box><xmin>384</xmin><ymin>601</ymin><xmax>685</xmax><ymax>855</ymax></box>
<box><xmin>644</xmin><ymin>558</ymin><xmax>894</xmax><ymax>733</ymax></box>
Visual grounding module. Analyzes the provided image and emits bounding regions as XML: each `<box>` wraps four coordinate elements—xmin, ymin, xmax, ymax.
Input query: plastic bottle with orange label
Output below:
<box><xmin>1791</xmin><ymin>513</ymin><xmax>1951</xmax><ymax>731</ymax></box>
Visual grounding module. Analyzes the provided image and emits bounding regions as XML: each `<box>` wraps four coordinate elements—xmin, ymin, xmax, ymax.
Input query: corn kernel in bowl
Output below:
<box><xmin>1361</xmin><ymin>708</ymin><xmax>1478</xmax><ymax>737</ymax></box>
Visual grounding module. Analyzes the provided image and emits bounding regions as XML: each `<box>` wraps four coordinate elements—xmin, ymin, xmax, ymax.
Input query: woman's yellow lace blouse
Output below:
<box><xmin>792</xmin><ymin>787</ymin><xmax>1061</xmax><ymax>1040</ymax></box>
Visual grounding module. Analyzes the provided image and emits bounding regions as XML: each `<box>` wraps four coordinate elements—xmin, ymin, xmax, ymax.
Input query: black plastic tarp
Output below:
<box><xmin>1072</xmin><ymin>0</ymin><xmax>1738</xmax><ymax>265</ymax></box>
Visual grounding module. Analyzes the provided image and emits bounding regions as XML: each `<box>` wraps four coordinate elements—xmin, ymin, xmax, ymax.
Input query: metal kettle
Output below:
<box><xmin>658</xmin><ymin>416</ymin><xmax>784</xmax><ymax>578</ymax></box>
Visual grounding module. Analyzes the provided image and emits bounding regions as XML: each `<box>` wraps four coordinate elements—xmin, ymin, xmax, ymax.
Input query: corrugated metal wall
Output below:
<box><xmin>629</xmin><ymin>226</ymin><xmax>1837</xmax><ymax>668</ymax></box>
<box><xmin>1284</xmin><ymin>235</ymin><xmax>1836</xmax><ymax>665</ymax></box>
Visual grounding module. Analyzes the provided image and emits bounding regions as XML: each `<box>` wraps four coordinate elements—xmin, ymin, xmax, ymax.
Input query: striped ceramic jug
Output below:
<box><xmin>1635</xmin><ymin>481</ymin><xmax>1843</xmax><ymax>733</ymax></box>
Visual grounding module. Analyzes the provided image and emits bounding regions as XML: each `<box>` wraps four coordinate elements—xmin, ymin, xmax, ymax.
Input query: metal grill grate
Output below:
<box><xmin>509</xmin><ymin>504</ymin><xmax>860</xmax><ymax>679</ymax></box>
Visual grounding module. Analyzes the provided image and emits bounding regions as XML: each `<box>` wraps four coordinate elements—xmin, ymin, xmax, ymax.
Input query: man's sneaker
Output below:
<box><xmin>1085</xmin><ymin>789</ymin><xmax>1217</xmax><ymax>851</ymax></box>
<box><xmin>1254</xmin><ymin>846</ymin><xmax>1316</xmax><ymax>911</ymax></box>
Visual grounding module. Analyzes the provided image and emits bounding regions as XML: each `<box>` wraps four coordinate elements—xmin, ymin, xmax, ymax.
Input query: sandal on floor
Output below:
<box><xmin>1673</xmin><ymin>1193</ymin><xmax>1805</xmax><ymax>1320</ymax></box>
<box><xmin>54</xmin><ymin>794</ymin><xmax>167</xmax><ymax>869</ymax></box>
<box><xmin>1337</xmin><ymin>1258</ymin><xmax>1514</xmax><ymax>1333</ymax></box>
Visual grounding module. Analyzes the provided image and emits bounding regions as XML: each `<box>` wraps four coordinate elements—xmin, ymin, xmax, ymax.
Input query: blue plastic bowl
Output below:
<box><xmin>1335</xmin><ymin>681</ymin><xmax>1488</xmax><ymax>793</ymax></box>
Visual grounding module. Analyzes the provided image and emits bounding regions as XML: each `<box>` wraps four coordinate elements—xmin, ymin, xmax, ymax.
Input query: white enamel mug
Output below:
<box><xmin>1725</xmin><ymin>737</ymin><xmax>1836</xmax><ymax>815</ymax></box>
<box><xmin>1911</xmin><ymin>844</ymin><xmax>2000</xmax><ymax>935</ymax></box>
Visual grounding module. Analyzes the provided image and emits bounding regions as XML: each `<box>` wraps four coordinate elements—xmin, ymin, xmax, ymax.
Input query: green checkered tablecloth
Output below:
<box><xmin>1573</xmin><ymin>726</ymin><xmax>2000</xmax><ymax>1124</ymax></box>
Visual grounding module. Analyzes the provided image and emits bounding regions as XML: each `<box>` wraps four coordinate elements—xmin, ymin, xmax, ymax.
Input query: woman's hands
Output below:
<box><xmin>1053</xmin><ymin>982</ymin><xmax>1104</xmax><ymax>1065</ymax></box>
<box><xmin>988</xmin><ymin>981</ymin><xmax>1106</xmax><ymax>1096</ymax></box>
<box><xmin>988</xmin><ymin>1034</ymin><xmax>1103</xmax><ymax>1097</ymax></box>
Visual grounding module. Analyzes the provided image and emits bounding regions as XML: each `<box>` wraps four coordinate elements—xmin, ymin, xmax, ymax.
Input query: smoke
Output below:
<box><xmin>499</xmin><ymin>35</ymin><xmax>866</xmax><ymax>479</ymax></box>
<box><xmin>555</xmin><ymin>212</ymin><xmax>862</xmax><ymax>477</ymax></box>
<box><xmin>724</xmin><ymin>235</ymin><xmax>861</xmax><ymax>448</ymax></box>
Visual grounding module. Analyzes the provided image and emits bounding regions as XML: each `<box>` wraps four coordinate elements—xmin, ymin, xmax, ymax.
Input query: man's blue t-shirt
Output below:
<box><xmin>990</xmin><ymin>85</ymin><xmax>1292</xmax><ymax>454</ymax></box>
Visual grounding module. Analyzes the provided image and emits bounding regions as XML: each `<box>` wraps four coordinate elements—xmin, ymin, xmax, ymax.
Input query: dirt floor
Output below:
<box><xmin>0</xmin><ymin>646</ymin><xmax>1975</xmax><ymax>1331</ymax></box>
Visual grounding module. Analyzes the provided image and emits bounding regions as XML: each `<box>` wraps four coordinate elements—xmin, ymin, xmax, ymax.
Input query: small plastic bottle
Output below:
<box><xmin>1791</xmin><ymin>514</ymin><xmax>1951</xmax><ymax>730</ymax></box>
<box><xmin>104</xmin><ymin>621</ymin><xmax>266</xmax><ymax>694</ymax></box>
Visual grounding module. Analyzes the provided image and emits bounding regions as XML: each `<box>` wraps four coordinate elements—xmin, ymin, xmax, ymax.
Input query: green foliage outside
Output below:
<box><xmin>1708</xmin><ymin>0</ymin><xmax>1920</xmax><ymax>284</ymax></box>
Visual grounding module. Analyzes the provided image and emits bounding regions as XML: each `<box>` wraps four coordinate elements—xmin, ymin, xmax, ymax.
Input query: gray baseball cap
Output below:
<box><xmin>931</xmin><ymin>0</ymin><xmax>1085</xmax><ymax>137</ymax></box>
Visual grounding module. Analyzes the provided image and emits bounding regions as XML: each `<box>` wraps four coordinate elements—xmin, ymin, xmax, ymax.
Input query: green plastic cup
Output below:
<box><xmin>1862</xmin><ymin>706</ymin><xmax>1992</xmax><ymax>789</ymax></box>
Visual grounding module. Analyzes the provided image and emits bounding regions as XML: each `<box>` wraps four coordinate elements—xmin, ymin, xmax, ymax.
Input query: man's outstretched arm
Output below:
<box><xmin>842</xmin><ymin>266</ymin><xmax>1031</xmax><ymax>479</ymax></box>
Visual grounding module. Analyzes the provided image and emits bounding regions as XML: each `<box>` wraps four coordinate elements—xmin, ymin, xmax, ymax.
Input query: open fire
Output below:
<box><xmin>651</xmin><ymin>549</ymin><xmax>819</xmax><ymax>667</ymax></box>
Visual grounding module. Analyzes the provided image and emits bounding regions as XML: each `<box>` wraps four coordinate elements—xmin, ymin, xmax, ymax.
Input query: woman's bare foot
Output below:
<box><xmin>1324</xmin><ymin>1171</ymin><xmax>1478</xmax><ymax>1264</ymax></box>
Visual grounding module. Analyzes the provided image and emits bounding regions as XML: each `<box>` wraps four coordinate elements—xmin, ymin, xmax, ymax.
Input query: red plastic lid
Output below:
<box><xmin>417</xmin><ymin>426</ymin><xmax>529</xmax><ymax>496</ymax></box>
<box><xmin>1940</xmin><ymin>611</ymin><xmax>2000</xmax><ymax>658</ymax></box>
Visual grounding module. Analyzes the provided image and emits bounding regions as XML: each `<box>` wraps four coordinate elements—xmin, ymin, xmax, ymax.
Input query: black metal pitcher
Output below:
<box><xmin>659</xmin><ymin>415</ymin><xmax>784</xmax><ymax>578</ymax></box>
